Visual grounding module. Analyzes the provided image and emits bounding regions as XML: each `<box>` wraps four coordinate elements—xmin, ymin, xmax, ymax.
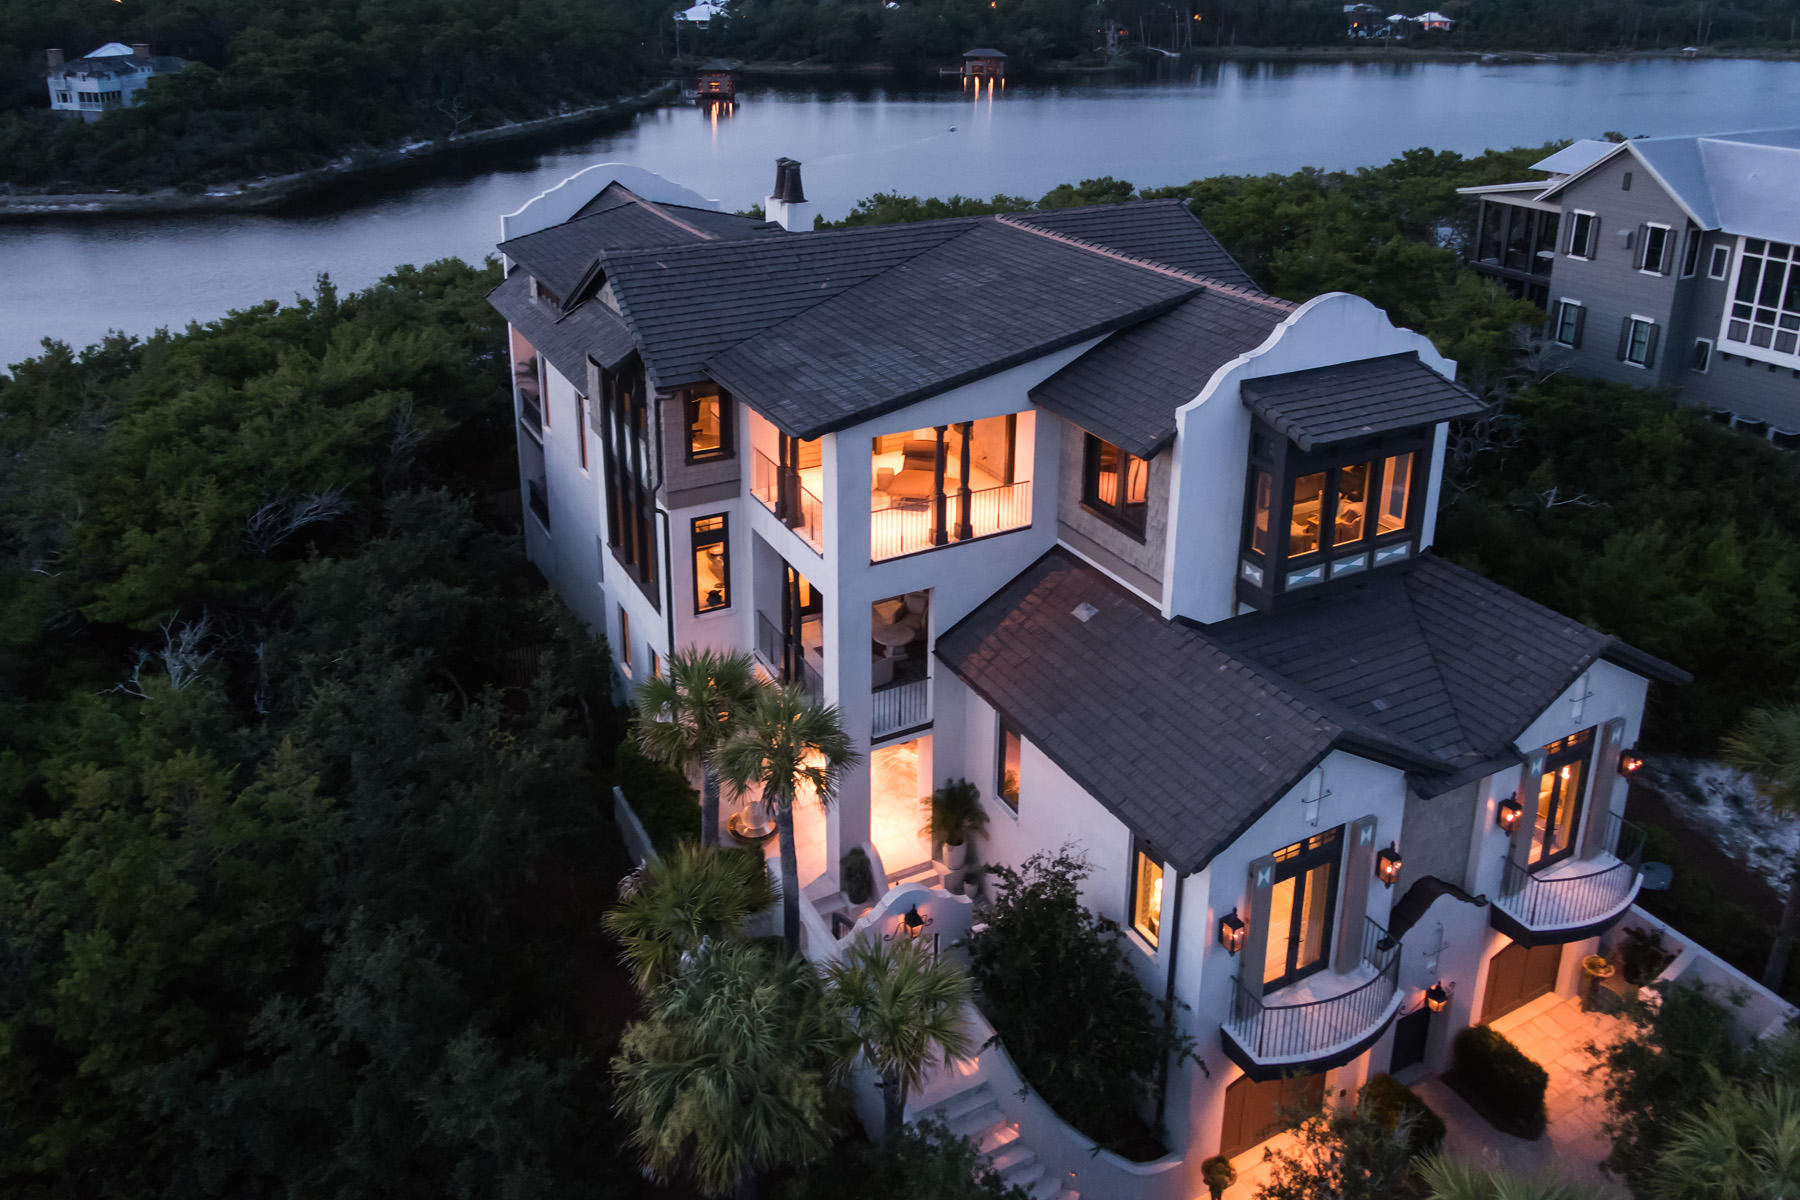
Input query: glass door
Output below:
<box><xmin>1530</xmin><ymin>728</ymin><xmax>1594</xmax><ymax>868</ymax></box>
<box><xmin>1262</xmin><ymin>827</ymin><xmax>1342</xmax><ymax>993</ymax></box>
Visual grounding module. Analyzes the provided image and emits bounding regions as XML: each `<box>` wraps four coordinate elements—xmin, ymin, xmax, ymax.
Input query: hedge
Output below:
<box><xmin>1360</xmin><ymin>1072</ymin><xmax>1446</xmax><ymax>1156</ymax></box>
<box><xmin>615</xmin><ymin>737</ymin><xmax>701</xmax><ymax>856</ymax></box>
<box><xmin>1452</xmin><ymin>1025</ymin><xmax>1548</xmax><ymax>1137</ymax></box>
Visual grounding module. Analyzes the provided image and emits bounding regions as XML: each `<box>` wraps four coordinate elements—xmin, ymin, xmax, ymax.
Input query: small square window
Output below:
<box><xmin>685</xmin><ymin>390</ymin><xmax>733</xmax><ymax>462</ymax></box>
<box><xmin>1692</xmin><ymin>338</ymin><xmax>1713</xmax><ymax>373</ymax></box>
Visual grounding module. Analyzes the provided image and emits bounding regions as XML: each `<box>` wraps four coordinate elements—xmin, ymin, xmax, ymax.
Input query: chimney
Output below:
<box><xmin>764</xmin><ymin>157</ymin><xmax>814</xmax><ymax>232</ymax></box>
<box><xmin>47</xmin><ymin>48</ymin><xmax>64</xmax><ymax>71</ymax></box>
<box><xmin>131</xmin><ymin>42</ymin><xmax>151</xmax><ymax>58</ymax></box>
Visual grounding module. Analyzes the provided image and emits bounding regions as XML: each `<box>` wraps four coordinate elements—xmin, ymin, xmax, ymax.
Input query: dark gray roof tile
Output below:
<box><xmin>1240</xmin><ymin>352</ymin><xmax>1488</xmax><ymax>450</ymax></box>
<box><xmin>487</xmin><ymin>269</ymin><xmax>635</xmax><ymax>385</ymax></box>
<box><xmin>1007</xmin><ymin>199</ymin><xmax>1258</xmax><ymax>289</ymax></box>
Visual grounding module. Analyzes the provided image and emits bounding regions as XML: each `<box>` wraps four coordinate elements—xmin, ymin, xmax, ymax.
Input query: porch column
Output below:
<box><xmin>954</xmin><ymin>421</ymin><xmax>974</xmax><ymax>542</ymax></box>
<box><xmin>929</xmin><ymin>425</ymin><xmax>949</xmax><ymax>546</ymax></box>
<box><xmin>779</xmin><ymin>435</ymin><xmax>804</xmax><ymax>531</ymax></box>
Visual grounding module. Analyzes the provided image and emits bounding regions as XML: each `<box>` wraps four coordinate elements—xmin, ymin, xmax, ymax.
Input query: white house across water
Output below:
<box><xmin>488</xmin><ymin>160</ymin><xmax>1690</xmax><ymax>1196</ymax></box>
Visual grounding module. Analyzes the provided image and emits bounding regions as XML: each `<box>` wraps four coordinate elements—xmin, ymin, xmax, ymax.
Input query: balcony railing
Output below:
<box><xmin>872</xmin><ymin>677</ymin><xmax>930</xmax><ymax>739</ymax></box>
<box><xmin>1227</xmin><ymin>917</ymin><xmax>1402</xmax><ymax>1063</ymax></box>
<box><xmin>870</xmin><ymin>480</ymin><xmax>1032</xmax><ymax>562</ymax></box>
<box><xmin>1497</xmin><ymin>814</ymin><xmax>1645</xmax><ymax>931</ymax></box>
<box><xmin>751</xmin><ymin>450</ymin><xmax>823</xmax><ymax>552</ymax></box>
<box><xmin>755</xmin><ymin>611</ymin><xmax>823</xmax><ymax>702</ymax></box>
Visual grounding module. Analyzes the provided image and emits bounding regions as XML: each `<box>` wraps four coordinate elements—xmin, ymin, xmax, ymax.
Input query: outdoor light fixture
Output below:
<box><xmin>1424</xmin><ymin>982</ymin><xmax>1450</xmax><ymax>1013</ymax></box>
<box><xmin>886</xmin><ymin>904</ymin><xmax>933</xmax><ymax>942</ymax></box>
<box><xmin>1496</xmin><ymin>796</ymin><xmax>1524</xmax><ymax>833</ymax></box>
<box><xmin>1619</xmin><ymin>750</ymin><xmax>1644</xmax><ymax>774</ymax></box>
<box><xmin>1219</xmin><ymin>910</ymin><xmax>1247</xmax><ymax>955</ymax></box>
<box><xmin>1376</xmin><ymin>844</ymin><xmax>1403</xmax><ymax>887</ymax></box>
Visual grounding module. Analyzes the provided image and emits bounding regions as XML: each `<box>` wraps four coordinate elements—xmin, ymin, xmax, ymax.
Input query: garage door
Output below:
<box><xmin>1482</xmin><ymin>940</ymin><xmax>1561</xmax><ymax>1022</ymax></box>
<box><xmin>1219</xmin><ymin>1070</ymin><xmax>1326</xmax><ymax>1159</ymax></box>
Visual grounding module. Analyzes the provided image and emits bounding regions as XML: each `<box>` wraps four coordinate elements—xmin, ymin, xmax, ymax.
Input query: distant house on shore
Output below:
<box><xmin>45</xmin><ymin>43</ymin><xmax>189</xmax><ymax>121</ymax></box>
<box><xmin>1415</xmin><ymin>10</ymin><xmax>1454</xmax><ymax>30</ymax></box>
<box><xmin>675</xmin><ymin>2</ymin><xmax>727</xmax><ymax>27</ymax></box>
<box><xmin>960</xmin><ymin>48</ymin><xmax>1007</xmax><ymax>79</ymax></box>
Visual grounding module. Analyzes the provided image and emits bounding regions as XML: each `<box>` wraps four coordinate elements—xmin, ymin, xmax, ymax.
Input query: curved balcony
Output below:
<box><xmin>1222</xmin><ymin>917</ymin><xmax>1404</xmax><ymax>1082</ymax></box>
<box><xmin>1490</xmin><ymin>815</ymin><xmax>1644</xmax><ymax>947</ymax></box>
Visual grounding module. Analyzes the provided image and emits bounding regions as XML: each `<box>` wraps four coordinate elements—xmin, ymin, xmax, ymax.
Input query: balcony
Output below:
<box><xmin>752</xmin><ymin>449</ymin><xmax>823</xmax><ymax>552</ymax></box>
<box><xmin>1491</xmin><ymin>814</ymin><xmax>1644</xmax><ymax>946</ymax></box>
<box><xmin>871</xmin><ymin>481</ymin><xmax>1033</xmax><ymax>561</ymax></box>
<box><xmin>1222</xmin><ymin>917</ymin><xmax>1403</xmax><ymax>1080</ymax></box>
<box><xmin>756</xmin><ymin>610</ymin><xmax>823</xmax><ymax>701</ymax></box>
<box><xmin>872</xmin><ymin>679</ymin><xmax>930</xmax><ymax>739</ymax></box>
<box><xmin>871</xmin><ymin>592</ymin><xmax>930</xmax><ymax>740</ymax></box>
<box><xmin>869</xmin><ymin>420</ymin><xmax>1032</xmax><ymax>562</ymax></box>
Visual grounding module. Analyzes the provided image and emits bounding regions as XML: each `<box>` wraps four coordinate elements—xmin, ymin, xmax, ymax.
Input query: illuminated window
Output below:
<box><xmin>685</xmin><ymin>390</ymin><xmax>733</xmax><ymax>462</ymax></box>
<box><xmin>1723</xmin><ymin>238</ymin><xmax>1800</xmax><ymax>361</ymax></box>
<box><xmin>1332</xmin><ymin>462</ymin><xmax>1369</xmax><ymax>546</ymax></box>
<box><xmin>1262</xmin><ymin>828</ymin><xmax>1341</xmax><ymax>992</ymax></box>
<box><xmin>1529</xmin><ymin>728</ymin><xmax>1594</xmax><ymax>867</ymax></box>
<box><xmin>1082</xmin><ymin>434</ymin><xmax>1149</xmax><ymax>538</ymax></box>
<box><xmin>692</xmin><ymin>514</ymin><xmax>730</xmax><ymax>613</ymax></box>
<box><xmin>996</xmin><ymin>719</ymin><xmax>1021</xmax><ymax>812</ymax></box>
<box><xmin>1130</xmin><ymin>844</ymin><xmax>1164</xmax><ymax>947</ymax></box>
<box><xmin>1249</xmin><ymin>469</ymin><xmax>1272</xmax><ymax>554</ymax></box>
<box><xmin>1376</xmin><ymin>452</ymin><xmax>1414</xmax><ymax>534</ymax></box>
<box><xmin>1289</xmin><ymin>471</ymin><xmax>1326</xmax><ymax>557</ymax></box>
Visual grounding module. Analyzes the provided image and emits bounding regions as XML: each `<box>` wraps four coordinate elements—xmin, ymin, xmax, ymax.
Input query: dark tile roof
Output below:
<box><xmin>935</xmin><ymin>549</ymin><xmax>1350</xmax><ymax>873</ymax></box>
<box><xmin>1240</xmin><ymin>352</ymin><xmax>1488</xmax><ymax>451</ymax></box>
<box><xmin>598</xmin><ymin>218</ymin><xmax>986</xmax><ymax>395</ymax></box>
<box><xmin>706</xmin><ymin>221</ymin><xmax>1198</xmax><ymax>438</ymax></box>
<box><xmin>54</xmin><ymin>54</ymin><xmax>188</xmax><ymax>78</ymax></box>
<box><xmin>498</xmin><ymin>196</ymin><xmax>778</xmax><ymax>302</ymax></box>
<box><xmin>487</xmin><ymin>268</ymin><xmax>636</xmax><ymax>384</ymax></box>
<box><xmin>1207</xmin><ymin>554</ymin><xmax>1688</xmax><ymax>788</ymax></box>
<box><xmin>1028</xmin><ymin>286</ymin><xmax>1295</xmax><ymax>456</ymax></box>
<box><xmin>1007</xmin><ymin>200</ymin><xmax>1258</xmax><ymax>290</ymax></box>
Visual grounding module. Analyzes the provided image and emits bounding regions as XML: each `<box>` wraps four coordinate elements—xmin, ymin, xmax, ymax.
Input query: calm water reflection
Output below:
<box><xmin>3</xmin><ymin>57</ymin><xmax>1797</xmax><ymax>370</ymax></box>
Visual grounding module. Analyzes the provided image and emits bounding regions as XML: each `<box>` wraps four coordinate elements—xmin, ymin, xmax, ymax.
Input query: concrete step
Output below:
<box><xmin>946</xmin><ymin>1102</ymin><xmax>1004</xmax><ymax>1140</ymax></box>
<box><xmin>999</xmin><ymin>1157</ymin><xmax>1046</xmax><ymax>1192</ymax></box>
<box><xmin>986</xmin><ymin>1142</ymin><xmax>1036</xmax><ymax>1175</ymax></box>
<box><xmin>972</xmin><ymin>1120</ymin><xmax>1020</xmax><ymax>1156</ymax></box>
<box><xmin>928</xmin><ymin>1081</ymin><xmax>995</xmax><ymax>1124</ymax></box>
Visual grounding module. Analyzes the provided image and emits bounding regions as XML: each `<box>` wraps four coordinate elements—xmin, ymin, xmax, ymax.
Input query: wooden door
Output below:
<box><xmin>1389</xmin><ymin>1006</ymin><xmax>1431</xmax><ymax>1075</ymax></box>
<box><xmin>1219</xmin><ymin>1071</ymin><xmax>1326</xmax><ymax>1159</ymax></box>
<box><xmin>1482</xmin><ymin>941</ymin><xmax>1561</xmax><ymax>1022</ymax></box>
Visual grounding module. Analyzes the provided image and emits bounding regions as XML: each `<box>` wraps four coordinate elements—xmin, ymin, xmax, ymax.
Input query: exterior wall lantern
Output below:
<box><xmin>886</xmin><ymin>904</ymin><xmax>932</xmax><ymax>942</ymax></box>
<box><xmin>1496</xmin><ymin>796</ymin><xmax>1524</xmax><ymax>833</ymax></box>
<box><xmin>1619</xmin><ymin>750</ymin><xmax>1644</xmax><ymax>774</ymax></box>
<box><xmin>1424</xmin><ymin>982</ymin><xmax>1450</xmax><ymax>1013</ymax></box>
<box><xmin>1219</xmin><ymin>910</ymin><xmax>1247</xmax><ymax>954</ymax></box>
<box><xmin>1376</xmin><ymin>844</ymin><xmax>1403</xmax><ymax>887</ymax></box>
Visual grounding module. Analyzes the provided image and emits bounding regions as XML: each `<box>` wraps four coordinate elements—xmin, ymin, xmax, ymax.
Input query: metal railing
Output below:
<box><xmin>526</xmin><ymin>478</ymin><xmax>550</xmax><ymax>530</ymax></box>
<box><xmin>870</xmin><ymin>480</ymin><xmax>1032</xmax><ymax>561</ymax></box>
<box><xmin>516</xmin><ymin>388</ymin><xmax>542</xmax><ymax>438</ymax></box>
<box><xmin>755</xmin><ymin>611</ymin><xmax>823</xmax><ymax>702</ymax></box>
<box><xmin>1227</xmin><ymin>917</ymin><xmax>1402</xmax><ymax>1062</ymax></box>
<box><xmin>1498</xmin><ymin>813</ymin><xmax>1645</xmax><ymax>930</ymax></box>
<box><xmin>873</xmin><ymin>677</ymin><xmax>930</xmax><ymax>739</ymax></box>
<box><xmin>750</xmin><ymin>450</ymin><xmax>823</xmax><ymax>552</ymax></box>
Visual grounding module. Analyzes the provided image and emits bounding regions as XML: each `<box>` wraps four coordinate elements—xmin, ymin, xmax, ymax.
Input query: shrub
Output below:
<box><xmin>840</xmin><ymin>847</ymin><xmax>875</xmax><ymax>905</ymax></box>
<box><xmin>777</xmin><ymin>1119</ymin><xmax>1028</xmax><ymax>1199</ymax></box>
<box><xmin>1618</xmin><ymin>925</ymin><xmax>1675</xmax><ymax>987</ymax></box>
<box><xmin>1200</xmin><ymin>1154</ymin><xmax>1236</xmax><ymax>1199</ymax></box>
<box><xmin>615</xmin><ymin>735</ymin><xmax>700</xmax><ymax>855</ymax></box>
<box><xmin>1360</xmin><ymin>1073</ymin><xmax>1445</xmax><ymax>1156</ymax></box>
<box><xmin>1453</xmin><ymin>1025</ymin><xmax>1547</xmax><ymax>1136</ymax></box>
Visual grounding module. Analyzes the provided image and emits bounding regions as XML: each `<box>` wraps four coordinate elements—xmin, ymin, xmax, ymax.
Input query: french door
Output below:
<box><xmin>1262</xmin><ymin>827</ymin><xmax>1342</xmax><ymax>993</ymax></box>
<box><xmin>1531</xmin><ymin>728</ymin><xmax>1594</xmax><ymax>868</ymax></box>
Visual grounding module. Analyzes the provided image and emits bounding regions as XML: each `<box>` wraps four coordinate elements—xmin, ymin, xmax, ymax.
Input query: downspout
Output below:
<box><xmin>1153</xmin><ymin>870</ymin><xmax>1186</xmax><ymax>1131</ymax></box>
<box><xmin>655</xmin><ymin>388</ymin><xmax>676</xmax><ymax>659</ymax></box>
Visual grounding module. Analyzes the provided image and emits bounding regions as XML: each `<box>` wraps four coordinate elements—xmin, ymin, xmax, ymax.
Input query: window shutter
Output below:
<box><xmin>1643</xmin><ymin>323</ymin><xmax>1660</xmax><ymax>367</ymax></box>
<box><xmin>1588</xmin><ymin>215</ymin><xmax>1601</xmax><ymax>257</ymax></box>
<box><xmin>1582</xmin><ymin>718</ymin><xmax>1626</xmax><ymax>858</ymax></box>
<box><xmin>1634</xmin><ymin>226</ymin><xmax>1647</xmax><ymax>270</ymax></box>
<box><xmin>1333</xmin><ymin>815</ymin><xmax>1380</xmax><ymax>974</ymax></box>
<box><xmin>1616</xmin><ymin>318</ymin><xmax>1631</xmax><ymax>361</ymax></box>
<box><xmin>1240</xmin><ymin>856</ymin><xmax>1276</xmax><ymax>994</ymax></box>
<box><xmin>1571</xmin><ymin>305</ymin><xmax>1586</xmax><ymax>348</ymax></box>
<box><xmin>1509</xmin><ymin>751</ymin><xmax>1545</xmax><ymax>871</ymax></box>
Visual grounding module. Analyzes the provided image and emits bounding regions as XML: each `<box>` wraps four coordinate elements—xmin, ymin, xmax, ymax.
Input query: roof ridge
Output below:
<box><xmin>596</xmin><ymin>214</ymin><xmax>987</xmax><ymax>266</ymax></box>
<box><xmin>992</xmin><ymin>211</ymin><xmax>1292</xmax><ymax>313</ymax></box>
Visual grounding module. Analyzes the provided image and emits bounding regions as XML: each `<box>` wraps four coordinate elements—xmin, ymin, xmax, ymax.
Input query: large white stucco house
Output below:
<box><xmin>488</xmin><ymin>160</ymin><xmax>1694</xmax><ymax>1196</ymax></box>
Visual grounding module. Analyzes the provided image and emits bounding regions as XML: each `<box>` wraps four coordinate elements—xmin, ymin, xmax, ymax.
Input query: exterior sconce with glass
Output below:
<box><xmin>1619</xmin><ymin>750</ymin><xmax>1644</xmax><ymax>774</ymax></box>
<box><xmin>1219</xmin><ymin>910</ymin><xmax>1247</xmax><ymax>955</ymax></box>
<box><xmin>1376</xmin><ymin>845</ymin><xmax>1403</xmax><ymax>887</ymax></box>
<box><xmin>1424</xmin><ymin>982</ymin><xmax>1450</xmax><ymax>1013</ymax></box>
<box><xmin>886</xmin><ymin>904</ymin><xmax>933</xmax><ymax>942</ymax></box>
<box><xmin>1496</xmin><ymin>796</ymin><xmax>1523</xmax><ymax>833</ymax></box>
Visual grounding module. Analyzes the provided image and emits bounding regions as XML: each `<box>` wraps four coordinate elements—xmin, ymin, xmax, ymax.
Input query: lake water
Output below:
<box><xmin>3</xmin><ymin>57</ymin><xmax>1798</xmax><ymax>371</ymax></box>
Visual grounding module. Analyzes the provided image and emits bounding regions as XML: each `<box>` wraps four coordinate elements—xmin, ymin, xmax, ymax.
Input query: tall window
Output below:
<box><xmin>1263</xmin><ymin>828</ymin><xmax>1342</xmax><ymax>993</ymax></box>
<box><xmin>575</xmin><ymin>393</ymin><xmax>589</xmax><ymax>470</ymax></box>
<box><xmin>1530</xmin><ymin>729</ymin><xmax>1593</xmax><ymax>867</ymax></box>
<box><xmin>1566</xmin><ymin>211</ymin><xmax>1597</xmax><ymax>259</ymax></box>
<box><xmin>1130</xmin><ymin>844</ymin><xmax>1164</xmax><ymax>947</ymax></box>
<box><xmin>1082</xmin><ymin>435</ymin><xmax>1149</xmax><ymax>538</ymax></box>
<box><xmin>1249</xmin><ymin>469</ymin><xmax>1272</xmax><ymax>554</ymax></box>
<box><xmin>1724</xmin><ymin>238</ymin><xmax>1800</xmax><ymax>360</ymax></box>
<box><xmin>1553</xmin><ymin>299</ymin><xmax>1586</xmax><ymax>348</ymax></box>
<box><xmin>1709</xmin><ymin>244</ymin><xmax>1732</xmax><ymax>280</ymax></box>
<box><xmin>691</xmin><ymin>514</ymin><xmax>730</xmax><ymax>613</ymax></box>
<box><xmin>599</xmin><ymin>366</ymin><xmax>658</xmax><ymax>603</ymax></box>
<box><xmin>1638</xmin><ymin>224</ymin><xmax>1672</xmax><ymax>275</ymax></box>
<box><xmin>685</xmin><ymin>390</ymin><xmax>732</xmax><ymax>462</ymax></box>
<box><xmin>1681</xmin><ymin>230</ymin><xmax>1702</xmax><ymax>278</ymax></box>
<box><xmin>996</xmin><ymin>719</ymin><xmax>1022</xmax><ymax>812</ymax></box>
<box><xmin>617</xmin><ymin>606</ymin><xmax>632</xmax><ymax>675</ymax></box>
<box><xmin>1620</xmin><ymin>316</ymin><xmax>1658</xmax><ymax>368</ymax></box>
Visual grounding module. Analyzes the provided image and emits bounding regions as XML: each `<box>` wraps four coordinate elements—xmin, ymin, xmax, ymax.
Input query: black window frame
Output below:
<box><xmin>1529</xmin><ymin>728</ymin><xmax>1595</xmax><ymax>870</ymax></box>
<box><xmin>1081</xmin><ymin>433</ymin><xmax>1150</xmax><ymax>540</ymax></box>
<box><xmin>995</xmin><ymin>717</ymin><xmax>1022</xmax><ymax>813</ymax></box>
<box><xmin>684</xmin><ymin>388</ymin><xmax>735</xmax><ymax>464</ymax></box>
<box><xmin>1128</xmin><ymin>839</ymin><xmax>1165</xmax><ymax>949</ymax></box>
<box><xmin>690</xmin><ymin>513</ymin><xmax>731</xmax><ymax>615</ymax></box>
<box><xmin>598</xmin><ymin>363</ymin><xmax>660</xmax><ymax>609</ymax></box>
<box><xmin>1261</xmin><ymin>827</ymin><xmax>1344</xmax><ymax>995</ymax></box>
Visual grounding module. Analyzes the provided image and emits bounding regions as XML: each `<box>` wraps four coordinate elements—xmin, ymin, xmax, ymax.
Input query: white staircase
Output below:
<box><xmin>912</xmin><ymin>1078</ymin><xmax>1079</xmax><ymax>1199</ymax></box>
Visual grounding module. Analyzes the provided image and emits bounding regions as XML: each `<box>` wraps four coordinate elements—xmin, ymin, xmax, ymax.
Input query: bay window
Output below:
<box><xmin>685</xmin><ymin>389</ymin><xmax>732</xmax><ymax>462</ymax></box>
<box><xmin>1722</xmin><ymin>237</ymin><xmax>1800</xmax><ymax>362</ymax></box>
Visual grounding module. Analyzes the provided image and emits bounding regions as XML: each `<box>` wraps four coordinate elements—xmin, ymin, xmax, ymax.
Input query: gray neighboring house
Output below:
<box><xmin>1461</xmin><ymin>129</ymin><xmax>1800</xmax><ymax>440</ymax></box>
<box><xmin>45</xmin><ymin>43</ymin><xmax>189</xmax><ymax>121</ymax></box>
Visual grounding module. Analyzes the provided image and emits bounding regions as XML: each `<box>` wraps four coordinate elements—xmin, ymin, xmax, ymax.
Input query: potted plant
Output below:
<box><xmin>922</xmin><ymin>777</ymin><xmax>988</xmax><ymax>871</ymax></box>
<box><xmin>1581</xmin><ymin>953</ymin><xmax>1616</xmax><ymax>1011</ymax></box>
<box><xmin>1201</xmin><ymin>1154</ymin><xmax>1236</xmax><ymax>1199</ymax></box>
<box><xmin>840</xmin><ymin>847</ymin><xmax>875</xmax><ymax>906</ymax></box>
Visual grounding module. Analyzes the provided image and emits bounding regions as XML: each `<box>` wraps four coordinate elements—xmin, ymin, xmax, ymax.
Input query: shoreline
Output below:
<box><xmin>0</xmin><ymin>82</ymin><xmax>678</xmax><ymax>222</ymax></box>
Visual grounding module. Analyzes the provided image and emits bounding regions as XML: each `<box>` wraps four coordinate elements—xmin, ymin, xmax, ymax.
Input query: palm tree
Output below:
<box><xmin>1651</xmin><ymin>1082</ymin><xmax>1800</xmax><ymax>1200</ymax></box>
<box><xmin>1416</xmin><ymin>1156</ymin><xmax>1592</xmax><ymax>1200</ymax></box>
<box><xmin>611</xmin><ymin>938</ymin><xmax>847</xmax><ymax>1198</ymax></box>
<box><xmin>633</xmin><ymin>646</ymin><xmax>759</xmax><ymax>848</ymax></box>
<box><xmin>602</xmin><ymin>842</ymin><xmax>775</xmax><ymax>992</ymax></box>
<box><xmin>718</xmin><ymin>682</ymin><xmax>860</xmax><ymax>953</ymax></box>
<box><xmin>1721</xmin><ymin>703</ymin><xmax>1800</xmax><ymax>989</ymax></box>
<box><xmin>825</xmin><ymin>934</ymin><xmax>974</xmax><ymax>1142</ymax></box>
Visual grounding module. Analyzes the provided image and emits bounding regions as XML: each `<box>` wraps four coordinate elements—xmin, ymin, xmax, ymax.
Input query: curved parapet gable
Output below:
<box><xmin>498</xmin><ymin>163</ymin><xmax>724</xmax><ymax>251</ymax></box>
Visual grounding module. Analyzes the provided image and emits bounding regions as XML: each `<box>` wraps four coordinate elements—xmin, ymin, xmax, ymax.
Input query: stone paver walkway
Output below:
<box><xmin>1414</xmin><ymin>992</ymin><xmax>1629</xmax><ymax>1197</ymax></box>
